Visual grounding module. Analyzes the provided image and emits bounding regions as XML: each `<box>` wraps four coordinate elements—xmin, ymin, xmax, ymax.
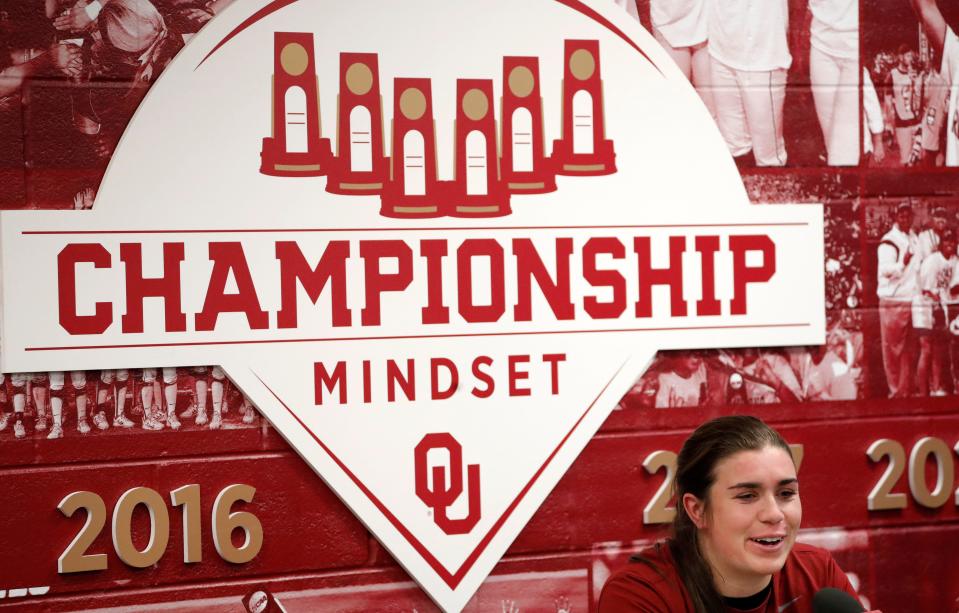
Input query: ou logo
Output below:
<box><xmin>414</xmin><ymin>433</ymin><xmax>482</xmax><ymax>535</ymax></box>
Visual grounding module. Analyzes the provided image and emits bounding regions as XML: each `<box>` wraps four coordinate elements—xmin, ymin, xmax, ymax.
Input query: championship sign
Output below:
<box><xmin>0</xmin><ymin>1</ymin><xmax>824</xmax><ymax>610</ymax></box>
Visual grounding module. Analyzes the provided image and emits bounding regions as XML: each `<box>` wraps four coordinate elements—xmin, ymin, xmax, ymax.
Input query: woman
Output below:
<box><xmin>649</xmin><ymin>0</ymin><xmax>714</xmax><ymax>120</ymax></box>
<box><xmin>706</xmin><ymin>0</ymin><xmax>790</xmax><ymax>167</ymax></box>
<box><xmin>67</xmin><ymin>0</ymin><xmax>182</xmax><ymax>205</ymax></box>
<box><xmin>599</xmin><ymin>415</ymin><xmax>877</xmax><ymax>612</ymax></box>
<box><xmin>808</xmin><ymin>0</ymin><xmax>860</xmax><ymax>166</ymax></box>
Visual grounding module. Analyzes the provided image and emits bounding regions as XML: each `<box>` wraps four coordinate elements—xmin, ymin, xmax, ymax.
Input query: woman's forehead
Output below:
<box><xmin>712</xmin><ymin>446</ymin><xmax>797</xmax><ymax>485</ymax></box>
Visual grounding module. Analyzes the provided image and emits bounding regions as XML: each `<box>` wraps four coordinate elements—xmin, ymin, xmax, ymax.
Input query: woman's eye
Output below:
<box><xmin>779</xmin><ymin>489</ymin><xmax>797</xmax><ymax>499</ymax></box>
<box><xmin>735</xmin><ymin>492</ymin><xmax>756</xmax><ymax>500</ymax></box>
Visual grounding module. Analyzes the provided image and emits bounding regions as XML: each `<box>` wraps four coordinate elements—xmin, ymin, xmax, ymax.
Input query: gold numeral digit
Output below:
<box><xmin>955</xmin><ymin>440</ymin><xmax>959</xmax><ymax>506</ymax></box>
<box><xmin>642</xmin><ymin>450</ymin><xmax>677</xmax><ymax>525</ymax></box>
<box><xmin>57</xmin><ymin>491</ymin><xmax>109</xmax><ymax>573</ymax></box>
<box><xmin>866</xmin><ymin>439</ymin><xmax>908</xmax><ymax>511</ymax></box>
<box><xmin>112</xmin><ymin>487</ymin><xmax>171</xmax><ymax>568</ymax></box>
<box><xmin>788</xmin><ymin>444</ymin><xmax>804</xmax><ymax>472</ymax></box>
<box><xmin>170</xmin><ymin>484</ymin><xmax>202</xmax><ymax>564</ymax></box>
<box><xmin>908</xmin><ymin>437</ymin><xmax>954</xmax><ymax>509</ymax></box>
<box><xmin>212</xmin><ymin>484</ymin><xmax>263</xmax><ymax>564</ymax></box>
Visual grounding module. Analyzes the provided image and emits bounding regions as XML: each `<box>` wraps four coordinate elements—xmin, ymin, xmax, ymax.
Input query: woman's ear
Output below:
<box><xmin>682</xmin><ymin>493</ymin><xmax>707</xmax><ymax>529</ymax></box>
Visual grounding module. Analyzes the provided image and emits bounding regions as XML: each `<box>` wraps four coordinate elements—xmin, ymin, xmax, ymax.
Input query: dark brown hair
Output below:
<box><xmin>653</xmin><ymin>415</ymin><xmax>793</xmax><ymax>612</ymax></box>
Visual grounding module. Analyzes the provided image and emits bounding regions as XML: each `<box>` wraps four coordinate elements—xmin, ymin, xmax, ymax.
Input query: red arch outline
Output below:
<box><xmin>196</xmin><ymin>0</ymin><xmax>663</xmax><ymax>75</ymax></box>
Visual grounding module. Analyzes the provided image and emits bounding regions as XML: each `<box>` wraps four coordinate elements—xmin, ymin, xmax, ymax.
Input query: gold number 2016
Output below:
<box><xmin>57</xmin><ymin>484</ymin><xmax>263</xmax><ymax>574</ymax></box>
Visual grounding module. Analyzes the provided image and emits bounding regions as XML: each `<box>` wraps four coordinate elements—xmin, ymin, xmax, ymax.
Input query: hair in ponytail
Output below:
<box><xmin>637</xmin><ymin>415</ymin><xmax>793</xmax><ymax>613</ymax></box>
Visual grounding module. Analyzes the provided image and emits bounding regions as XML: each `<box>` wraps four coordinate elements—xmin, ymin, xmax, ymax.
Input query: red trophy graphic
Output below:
<box><xmin>551</xmin><ymin>40</ymin><xmax>616</xmax><ymax>176</ymax></box>
<box><xmin>260</xmin><ymin>32</ymin><xmax>332</xmax><ymax>177</ymax></box>
<box><xmin>327</xmin><ymin>53</ymin><xmax>389</xmax><ymax>195</ymax></box>
<box><xmin>381</xmin><ymin>78</ymin><xmax>441</xmax><ymax>218</ymax></box>
<box><xmin>258</xmin><ymin>37</ymin><xmax>615</xmax><ymax>217</ymax></box>
<box><xmin>500</xmin><ymin>57</ymin><xmax>556</xmax><ymax>194</ymax></box>
<box><xmin>450</xmin><ymin>79</ymin><xmax>510</xmax><ymax>217</ymax></box>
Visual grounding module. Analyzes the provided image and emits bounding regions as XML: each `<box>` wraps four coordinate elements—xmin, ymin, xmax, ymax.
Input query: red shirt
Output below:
<box><xmin>598</xmin><ymin>542</ymin><xmax>858</xmax><ymax>613</ymax></box>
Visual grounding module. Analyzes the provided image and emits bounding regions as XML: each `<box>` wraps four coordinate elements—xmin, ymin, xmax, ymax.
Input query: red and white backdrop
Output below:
<box><xmin>1</xmin><ymin>0</ymin><xmax>958</xmax><ymax>611</ymax></box>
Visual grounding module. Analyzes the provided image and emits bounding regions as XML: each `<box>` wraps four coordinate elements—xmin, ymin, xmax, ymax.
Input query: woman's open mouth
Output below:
<box><xmin>749</xmin><ymin>536</ymin><xmax>786</xmax><ymax>551</ymax></box>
